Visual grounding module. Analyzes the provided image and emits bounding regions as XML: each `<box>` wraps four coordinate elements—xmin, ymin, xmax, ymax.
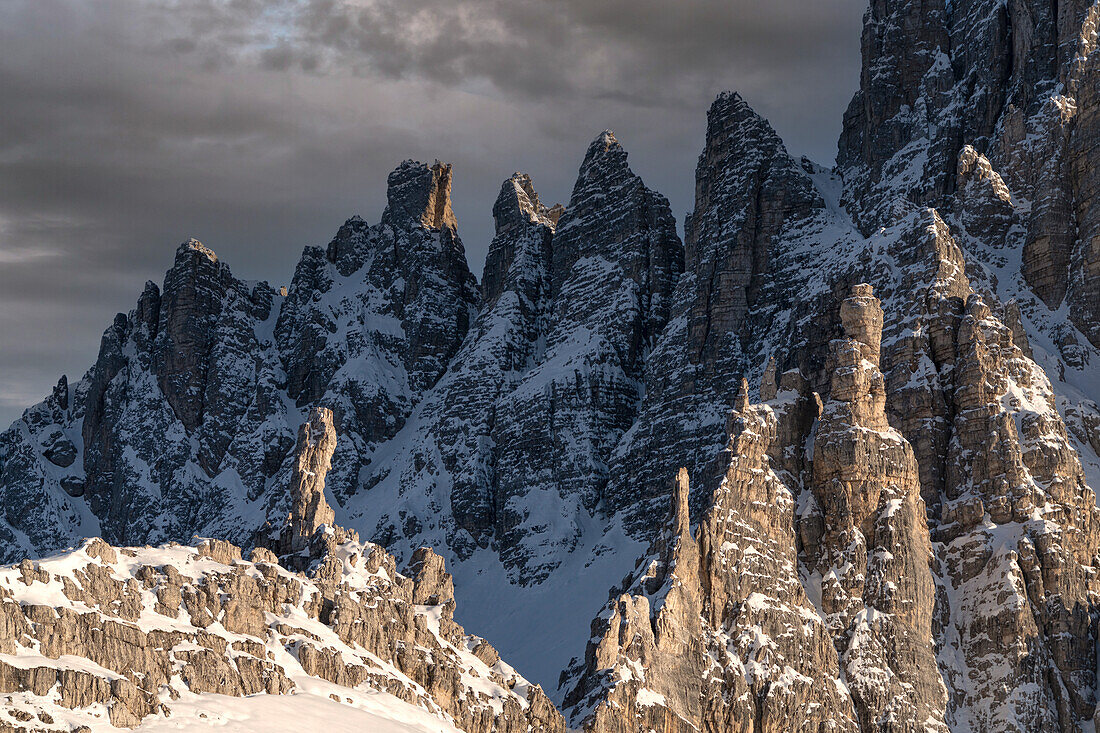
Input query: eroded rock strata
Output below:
<box><xmin>0</xmin><ymin>534</ymin><xmax>567</xmax><ymax>733</ymax></box>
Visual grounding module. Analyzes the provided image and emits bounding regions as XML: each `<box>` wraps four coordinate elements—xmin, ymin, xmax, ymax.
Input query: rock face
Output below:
<box><xmin>275</xmin><ymin>159</ymin><xmax>481</xmax><ymax>503</ymax></box>
<box><xmin>802</xmin><ymin>285</ymin><xmax>947</xmax><ymax>731</ymax></box>
<box><xmin>350</xmin><ymin>132</ymin><xmax>682</xmax><ymax>584</ymax></box>
<box><xmin>566</xmin><ymin>282</ymin><xmax>1100</xmax><ymax>731</ymax></box>
<box><xmin>348</xmin><ymin>172</ymin><xmax>559</xmax><ymax>562</ymax></box>
<box><xmin>838</xmin><ymin>0</ymin><xmax>1100</xmax><ymax>362</ymax></box>
<box><xmin>562</xmin><ymin>394</ymin><xmax>856</xmax><ymax>732</ymax></box>
<box><xmin>605</xmin><ymin>91</ymin><xmax>830</xmax><ymax>531</ymax></box>
<box><xmin>486</xmin><ymin>131</ymin><xmax>682</xmax><ymax>581</ymax></box>
<box><xmin>287</xmin><ymin>407</ymin><xmax>338</xmax><ymax>542</ymax></box>
<box><xmin>930</xmin><ymin>289</ymin><xmax>1100</xmax><ymax>731</ymax></box>
<box><xmin>0</xmin><ymin>534</ymin><xmax>563</xmax><ymax>733</ymax></box>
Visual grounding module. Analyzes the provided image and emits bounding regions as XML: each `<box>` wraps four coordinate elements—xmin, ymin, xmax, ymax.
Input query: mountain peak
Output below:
<box><xmin>594</xmin><ymin>129</ymin><xmax>617</xmax><ymax>149</ymax></box>
<box><xmin>705</xmin><ymin>90</ymin><xmax>783</xmax><ymax>149</ymax></box>
<box><xmin>493</xmin><ymin>172</ymin><xmax>561</xmax><ymax>232</ymax></box>
<box><xmin>576</xmin><ymin>130</ymin><xmax>626</xmax><ymax>176</ymax></box>
<box><xmin>709</xmin><ymin>91</ymin><xmax>745</xmax><ymax>115</ymax></box>
<box><xmin>176</xmin><ymin>237</ymin><xmax>218</xmax><ymax>264</ymax></box>
<box><xmin>384</xmin><ymin>159</ymin><xmax>457</xmax><ymax>232</ymax></box>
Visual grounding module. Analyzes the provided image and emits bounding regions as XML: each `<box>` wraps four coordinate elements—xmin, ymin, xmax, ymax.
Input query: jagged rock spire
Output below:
<box><xmin>551</xmin><ymin>128</ymin><xmax>681</xmax><ymax>319</ymax></box>
<box><xmin>492</xmin><ymin>172</ymin><xmax>560</xmax><ymax>235</ymax></box>
<box><xmin>645</xmin><ymin>466</ymin><xmax>699</xmax><ymax>596</ymax></box>
<box><xmin>154</xmin><ymin>239</ymin><xmax>229</xmax><ymax>433</ymax></box>
<box><xmin>49</xmin><ymin>375</ymin><xmax>68</xmax><ymax>413</ymax></box>
<box><xmin>559</xmin><ymin>467</ymin><xmax>705</xmax><ymax>731</ymax></box>
<box><xmin>603</xmin><ymin>90</ymin><xmax>826</xmax><ymax>536</ymax></box>
<box><xmin>839</xmin><ymin>282</ymin><xmax>883</xmax><ymax>364</ymax></box>
<box><xmin>287</xmin><ymin>407</ymin><xmax>338</xmax><ymax>548</ymax></box>
<box><xmin>686</xmin><ymin>91</ymin><xmax>822</xmax><ymax>363</ymax></box>
<box><xmin>256</xmin><ymin>406</ymin><xmax>358</xmax><ymax>567</ymax></box>
<box><xmin>482</xmin><ymin>172</ymin><xmax>559</xmax><ymax>306</ymax></box>
<box><xmin>805</xmin><ymin>283</ymin><xmax>947</xmax><ymax>731</ymax></box>
<box><xmin>383</xmin><ymin>159</ymin><xmax>458</xmax><ymax>232</ymax></box>
<box><xmin>671</xmin><ymin>467</ymin><xmax>690</xmax><ymax>539</ymax></box>
<box><xmin>564</xmin><ymin>388</ymin><xmax>857</xmax><ymax>731</ymax></box>
<box><xmin>359</xmin><ymin>167</ymin><xmax>560</xmax><ymax>564</ymax></box>
<box><xmin>828</xmin><ymin>283</ymin><xmax>889</xmax><ymax>431</ymax></box>
<box><xmin>732</xmin><ymin>376</ymin><xmax>750</xmax><ymax>413</ymax></box>
<box><xmin>488</xmin><ymin>127</ymin><xmax>683</xmax><ymax>581</ymax></box>
<box><xmin>759</xmin><ymin>355</ymin><xmax>778</xmax><ymax>401</ymax></box>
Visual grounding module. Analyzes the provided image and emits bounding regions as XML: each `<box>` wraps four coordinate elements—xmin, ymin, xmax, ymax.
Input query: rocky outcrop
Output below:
<box><xmin>256</xmin><ymin>406</ymin><xmax>344</xmax><ymax>562</ymax></box>
<box><xmin>559</xmin><ymin>469</ymin><xmax>707</xmax><ymax>731</ymax></box>
<box><xmin>287</xmin><ymin>407</ymin><xmax>338</xmax><ymax>539</ymax></box>
<box><xmin>564</xmin><ymin>289</ymin><xmax>941</xmax><ymax>732</ymax></box>
<box><xmin>0</xmin><ymin>409</ymin><xmax>566</xmax><ymax>732</ymax></box>
<box><xmin>0</xmin><ymin>532</ymin><xmax>563</xmax><ymax>733</ymax></box>
<box><xmin>801</xmin><ymin>285</ymin><xmax>947</xmax><ymax>731</ymax></box>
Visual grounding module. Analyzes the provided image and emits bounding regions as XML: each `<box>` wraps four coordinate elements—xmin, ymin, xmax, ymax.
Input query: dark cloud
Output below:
<box><xmin>0</xmin><ymin>0</ymin><xmax>864</xmax><ymax>426</ymax></box>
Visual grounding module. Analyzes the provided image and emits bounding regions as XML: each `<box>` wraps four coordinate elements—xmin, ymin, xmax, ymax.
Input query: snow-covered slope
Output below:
<box><xmin>130</xmin><ymin>690</ymin><xmax>465</xmax><ymax>733</ymax></box>
<box><xmin>13</xmin><ymin>665</ymin><xmax>465</xmax><ymax>733</ymax></box>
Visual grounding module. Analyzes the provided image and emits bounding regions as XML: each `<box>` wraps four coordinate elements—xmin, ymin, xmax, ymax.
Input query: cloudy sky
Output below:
<box><xmin>0</xmin><ymin>0</ymin><xmax>865</xmax><ymax>427</ymax></box>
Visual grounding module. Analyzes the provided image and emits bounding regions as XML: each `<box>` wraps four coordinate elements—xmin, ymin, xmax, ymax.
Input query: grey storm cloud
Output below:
<box><xmin>0</xmin><ymin>0</ymin><xmax>865</xmax><ymax>426</ymax></box>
